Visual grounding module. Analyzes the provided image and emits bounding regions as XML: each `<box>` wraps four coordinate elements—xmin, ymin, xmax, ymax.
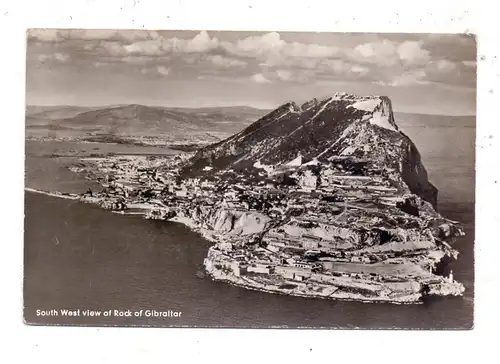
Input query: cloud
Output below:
<box><xmin>397</xmin><ymin>41</ymin><xmax>430</xmax><ymax>65</ymax></box>
<box><xmin>321</xmin><ymin>59</ymin><xmax>348</xmax><ymax>73</ymax></box>
<box><xmin>462</xmin><ymin>60</ymin><xmax>477</xmax><ymax>68</ymax></box>
<box><xmin>136</xmin><ymin>30</ymin><xmax>219</xmax><ymax>54</ymax></box>
<box><xmin>28</xmin><ymin>29</ymin><xmax>61</xmax><ymax>42</ymax></box>
<box><xmin>124</xmin><ymin>40</ymin><xmax>163</xmax><ymax>56</ymax></box>
<box><xmin>251</xmin><ymin>73</ymin><xmax>271</xmax><ymax>83</ymax></box>
<box><xmin>140</xmin><ymin>65</ymin><xmax>171</xmax><ymax>76</ymax></box>
<box><xmin>90</xmin><ymin>31</ymin><xmax>220</xmax><ymax>59</ymax></box>
<box><xmin>376</xmin><ymin>56</ymin><xmax>472</xmax><ymax>88</ymax></box>
<box><xmin>223</xmin><ymin>32</ymin><xmax>284</xmax><ymax>58</ymax></box>
<box><xmin>183</xmin><ymin>31</ymin><xmax>219</xmax><ymax>53</ymax></box>
<box><xmin>353</xmin><ymin>39</ymin><xmax>398</xmax><ymax>66</ymax></box>
<box><xmin>102</xmin><ymin>41</ymin><xmax>128</xmax><ymax>57</ymax></box>
<box><xmin>26</xmin><ymin>31</ymin><xmax>476</xmax><ymax>92</ymax></box>
<box><xmin>157</xmin><ymin>66</ymin><xmax>170</xmax><ymax>76</ymax></box>
<box><xmin>274</xmin><ymin>69</ymin><xmax>314</xmax><ymax>83</ymax></box>
<box><xmin>377</xmin><ymin>69</ymin><xmax>428</xmax><ymax>87</ymax></box>
<box><xmin>27</xmin><ymin>29</ymin><xmax>160</xmax><ymax>43</ymax></box>
<box><xmin>320</xmin><ymin>59</ymin><xmax>370</xmax><ymax>77</ymax></box>
<box><xmin>433</xmin><ymin>59</ymin><xmax>457</xmax><ymax>72</ymax></box>
<box><xmin>54</xmin><ymin>53</ymin><xmax>70</xmax><ymax>62</ymax></box>
<box><xmin>352</xmin><ymin>39</ymin><xmax>430</xmax><ymax>67</ymax></box>
<box><xmin>120</xmin><ymin>55</ymin><xmax>164</xmax><ymax>64</ymax></box>
<box><xmin>37</xmin><ymin>54</ymin><xmax>50</xmax><ymax>63</ymax></box>
<box><xmin>275</xmin><ymin>69</ymin><xmax>293</xmax><ymax>81</ymax></box>
<box><xmin>425</xmin><ymin>33</ymin><xmax>476</xmax><ymax>46</ymax></box>
<box><xmin>222</xmin><ymin>32</ymin><xmax>339</xmax><ymax>64</ymax></box>
<box><xmin>120</xmin><ymin>30</ymin><xmax>161</xmax><ymax>42</ymax></box>
<box><xmin>350</xmin><ymin>64</ymin><xmax>370</xmax><ymax>75</ymax></box>
<box><xmin>207</xmin><ymin>55</ymin><xmax>247</xmax><ymax>68</ymax></box>
<box><xmin>36</xmin><ymin>52</ymin><xmax>70</xmax><ymax>63</ymax></box>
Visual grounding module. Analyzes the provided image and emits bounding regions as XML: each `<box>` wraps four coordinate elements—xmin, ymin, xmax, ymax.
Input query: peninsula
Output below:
<box><xmin>39</xmin><ymin>93</ymin><xmax>466</xmax><ymax>304</ymax></box>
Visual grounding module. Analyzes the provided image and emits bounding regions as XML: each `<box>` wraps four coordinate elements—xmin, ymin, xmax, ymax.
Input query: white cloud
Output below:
<box><xmin>102</xmin><ymin>41</ymin><xmax>127</xmax><ymax>57</ymax></box>
<box><xmin>350</xmin><ymin>65</ymin><xmax>370</xmax><ymax>75</ymax></box>
<box><xmin>27</xmin><ymin>31</ymin><xmax>475</xmax><ymax>91</ymax></box>
<box><xmin>353</xmin><ymin>39</ymin><xmax>430</xmax><ymax>67</ymax></box>
<box><xmin>321</xmin><ymin>59</ymin><xmax>352</xmax><ymax>74</ymax></box>
<box><xmin>251</xmin><ymin>73</ymin><xmax>272</xmax><ymax>83</ymax></box>
<box><xmin>54</xmin><ymin>53</ymin><xmax>70</xmax><ymax>62</ymax></box>
<box><xmin>37</xmin><ymin>54</ymin><xmax>50</xmax><ymax>63</ymax></box>
<box><xmin>353</xmin><ymin>39</ymin><xmax>398</xmax><ymax>66</ymax></box>
<box><xmin>462</xmin><ymin>60</ymin><xmax>477</xmax><ymax>68</ymax></box>
<box><xmin>157</xmin><ymin>66</ymin><xmax>170</xmax><ymax>76</ymax></box>
<box><xmin>36</xmin><ymin>52</ymin><xmax>70</xmax><ymax>63</ymax></box>
<box><xmin>124</xmin><ymin>40</ymin><xmax>163</xmax><ymax>56</ymax></box>
<box><xmin>223</xmin><ymin>32</ymin><xmax>284</xmax><ymax>58</ymax></box>
<box><xmin>222</xmin><ymin>32</ymin><xmax>338</xmax><ymax>64</ymax></box>
<box><xmin>119</xmin><ymin>30</ymin><xmax>161</xmax><ymax>42</ymax></box>
<box><xmin>157</xmin><ymin>31</ymin><xmax>219</xmax><ymax>54</ymax></box>
<box><xmin>433</xmin><ymin>59</ymin><xmax>457</xmax><ymax>72</ymax></box>
<box><xmin>98</xmin><ymin>31</ymin><xmax>220</xmax><ymax>58</ymax></box>
<box><xmin>28</xmin><ymin>29</ymin><xmax>160</xmax><ymax>43</ymax></box>
<box><xmin>274</xmin><ymin>69</ymin><xmax>313</xmax><ymax>83</ymax></box>
<box><xmin>140</xmin><ymin>65</ymin><xmax>171</xmax><ymax>76</ymax></box>
<box><xmin>380</xmin><ymin>69</ymin><xmax>428</xmax><ymax>87</ymax></box>
<box><xmin>397</xmin><ymin>41</ymin><xmax>430</xmax><ymax>65</ymax></box>
<box><xmin>208</xmin><ymin>55</ymin><xmax>247</xmax><ymax>68</ymax></box>
<box><xmin>184</xmin><ymin>31</ymin><xmax>219</xmax><ymax>53</ymax></box>
<box><xmin>295</xmin><ymin>58</ymin><xmax>320</xmax><ymax>69</ymax></box>
<box><xmin>276</xmin><ymin>69</ymin><xmax>293</xmax><ymax>81</ymax></box>
<box><xmin>65</xmin><ymin>29</ymin><xmax>120</xmax><ymax>41</ymax></box>
<box><xmin>288</xmin><ymin>43</ymin><xmax>339</xmax><ymax>58</ymax></box>
<box><xmin>28</xmin><ymin>29</ymin><xmax>61</xmax><ymax>42</ymax></box>
<box><xmin>120</xmin><ymin>55</ymin><xmax>162</xmax><ymax>64</ymax></box>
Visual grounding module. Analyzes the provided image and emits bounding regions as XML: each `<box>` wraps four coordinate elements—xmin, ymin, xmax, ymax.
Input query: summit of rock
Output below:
<box><xmin>182</xmin><ymin>93</ymin><xmax>436</xmax><ymax>207</ymax></box>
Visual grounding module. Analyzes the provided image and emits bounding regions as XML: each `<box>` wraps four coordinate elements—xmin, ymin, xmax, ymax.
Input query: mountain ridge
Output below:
<box><xmin>182</xmin><ymin>93</ymin><xmax>437</xmax><ymax>207</ymax></box>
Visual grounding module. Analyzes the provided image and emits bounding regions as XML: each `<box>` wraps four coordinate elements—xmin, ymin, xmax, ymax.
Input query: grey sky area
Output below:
<box><xmin>26</xmin><ymin>30</ymin><xmax>476</xmax><ymax>115</ymax></box>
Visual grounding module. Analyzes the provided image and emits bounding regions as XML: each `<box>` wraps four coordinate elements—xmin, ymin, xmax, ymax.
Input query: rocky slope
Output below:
<box><xmin>182</xmin><ymin>93</ymin><xmax>438</xmax><ymax>207</ymax></box>
<box><xmin>176</xmin><ymin>93</ymin><xmax>464</xmax><ymax>302</ymax></box>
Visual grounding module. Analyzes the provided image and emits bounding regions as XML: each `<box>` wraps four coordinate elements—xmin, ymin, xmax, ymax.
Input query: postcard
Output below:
<box><xmin>24</xmin><ymin>29</ymin><xmax>476</xmax><ymax>328</ymax></box>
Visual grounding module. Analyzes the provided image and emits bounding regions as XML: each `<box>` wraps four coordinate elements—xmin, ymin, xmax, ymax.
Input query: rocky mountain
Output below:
<box><xmin>26</xmin><ymin>105</ymin><xmax>99</xmax><ymax>120</ymax></box>
<box><xmin>65</xmin><ymin>92</ymin><xmax>466</xmax><ymax>303</ymax></box>
<box><xmin>183</xmin><ymin>93</ymin><xmax>437</xmax><ymax>207</ymax></box>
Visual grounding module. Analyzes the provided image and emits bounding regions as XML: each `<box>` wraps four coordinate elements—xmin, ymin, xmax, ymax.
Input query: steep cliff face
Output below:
<box><xmin>183</xmin><ymin>93</ymin><xmax>438</xmax><ymax>207</ymax></box>
<box><xmin>209</xmin><ymin>209</ymin><xmax>271</xmax><ymax>235</ymax></box>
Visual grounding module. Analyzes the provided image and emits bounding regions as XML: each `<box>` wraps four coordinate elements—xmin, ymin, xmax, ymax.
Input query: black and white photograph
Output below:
<box><xmin>23</xmin><ymin>29</ymin><xmax>476</xmax><ymax>329</ymax></box>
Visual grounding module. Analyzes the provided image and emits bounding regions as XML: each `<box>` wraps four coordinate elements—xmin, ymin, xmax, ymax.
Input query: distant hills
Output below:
<box><xmin>26</xmin><ymin>104</ymin><xmax>271</xmax><ymax>146</ymax></box>
<box><xmin>25</xmin><ymin>102</ymin><xmax>475</xmax><ymax>149</ymax></box>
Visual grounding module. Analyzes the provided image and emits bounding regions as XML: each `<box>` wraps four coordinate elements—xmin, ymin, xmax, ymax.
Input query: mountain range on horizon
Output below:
<box><xmin>25</xmin><ymin>103</ymin><xmax>271</xmax><ymax>145</ymax></box>
<box><xmin>25</xmin><ymin>95</ymin><xmax>476</xmax><ymax>149</ymax></box>
<box><xmin>26</xmin><ymin>99</ymin><xmax>476</xmax><ymax>119</ymax></box>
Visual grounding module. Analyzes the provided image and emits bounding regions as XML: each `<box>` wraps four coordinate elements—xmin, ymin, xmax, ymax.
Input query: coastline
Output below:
<box><xmin>203</xmin><ymin>254</ymin><xmax>424</xmax><ymax>305</ymax></box>
<box><xmin>24</xmin><ymin>187</ymin><xmax>465</xmax><ymax>304</ymax></box>
<box><xmin>24</xmin><ymin>187</ymin><xmax>80</xmax><ymax>200</ymax></box>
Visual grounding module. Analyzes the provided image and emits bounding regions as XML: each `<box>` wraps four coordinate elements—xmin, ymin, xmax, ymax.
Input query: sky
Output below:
<box><xmin>26</xmin><ymin>30</ymin><xmax>477</xmax><ymax>115</ymax></box>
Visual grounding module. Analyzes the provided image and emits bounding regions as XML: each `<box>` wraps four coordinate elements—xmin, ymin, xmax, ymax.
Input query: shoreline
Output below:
<box><xmin>25</xmin><ymin>187</ymin><xmax>80</xmax><ymax>200</ymax></box>
<box><xmin>203</xmin><ymin>258</ymin><xmax>424</xmax><ymax>305</ymax></box>
<box><xmin>25</xmin><ymin>186</ymin><xmax>467</xmax><ymax>304</ymax></box>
